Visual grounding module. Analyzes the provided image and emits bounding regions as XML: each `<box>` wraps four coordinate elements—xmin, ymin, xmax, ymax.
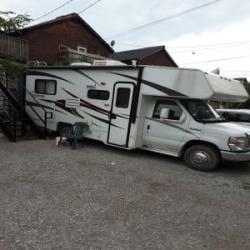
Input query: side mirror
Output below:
<box><xmin>160</xmin><ymin>108</ymin><xmax>170</xmax><ymax>119</ymax></box>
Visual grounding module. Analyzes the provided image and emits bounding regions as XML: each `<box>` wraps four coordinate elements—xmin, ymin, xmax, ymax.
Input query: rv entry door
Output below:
<box><xmin>107</xmin><ymin>82</ymin><xmax>134</xmax><ymax>147</ymax></box>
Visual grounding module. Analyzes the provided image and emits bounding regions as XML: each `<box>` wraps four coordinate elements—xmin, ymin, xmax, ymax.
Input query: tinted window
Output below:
<box><xmin>181</xmin><ymin>100</ymin><xmax>218</xmax><ymax>122</ymax></box>
<box><xmin>87</xmin><ymin>90</ymin><xmax>109</xmax><ymax>100</ymax></box>
<box><xmin>219</xmin><ymin>112</ymin><xmax>250</xmax><ymax>122</ymax></box>
<box><xmin>239</xmin><ymin>113</ymin><xmax>250</xmax><ymax>122</ymax></box>
<box><xmin>229</xmin><ymin>113</ymin><xmax>250</xmax><ymax>122</ymax></box>
<box><xmin>116</xmin><ymin>88</ymin><xmax>131</xmax><ymax>108</ymax></box>
<box><xmin>153</xmin><ymin>100</ymin><xmax>182</xmax><ymax>120</ymax></box>
<box><xmin>227</xmin><ymin>113</ymin><xmax>236</xmax><ymax>121</ymax></box>
<box><xmin>220</xmin><ymin>112</ymin><xmax>229</xmax><ymax>119</ymax></box>
<box><xmin>35</xmin><ymin>80</ymin><xmax>56</xmax><ymax>95</ymax></box>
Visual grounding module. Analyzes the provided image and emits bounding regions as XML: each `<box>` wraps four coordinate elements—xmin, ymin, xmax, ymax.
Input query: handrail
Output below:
<box><xmin>0</xmin><ymin>80</ymin><xmax>23</xmax><ymax>112</ymax></box>
<box><xmin>44</xmin><ymin>111</ymin><xmax>53</xmax><ymax>139</ymax></box>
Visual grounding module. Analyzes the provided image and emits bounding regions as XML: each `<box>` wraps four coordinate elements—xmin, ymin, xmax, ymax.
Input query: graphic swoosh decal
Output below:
<box><xmin>83</xmin><ymin>112</ymin><xmax>123</xmax><ymax>129</ymax></box>
<box><xmin>27</xmin><ymin>71</ymin><xmax>75</xmax><ymax>85</ymax></box>
<box><xmin>26</xmin><ymin>104</ymin><xmax>44</xmax><ymax>124</ymax></box>
<box><xmin>62</xmin><ymin>88</ymin><xmax>127</xmax><ymax>119</ymax></box>
<box><xmin>41</xmin><ymin>99</ymin><xmax>121</xmax><ymax>128</ymax></box>
<box><xmin>111</xmin><ymin>72</ymin><xmax>186</xmax><ymax>97</ymax></box>
<box><xmin>26</xmin><ymin>101</ymin><xmax>66</xmax><ymax>115</ymax></box>
<box><xmin>146</xmin><ymin>117</ymin><xmax>198</xmax><ymax>137</ymax></box>
<box><xmin>72</xmin><ymin>69</ymin><xmax>101</xmax><ymax>87</ymax></box>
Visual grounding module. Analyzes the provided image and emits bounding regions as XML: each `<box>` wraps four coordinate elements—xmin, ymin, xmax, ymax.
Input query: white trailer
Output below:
<box><xmin>25</xmin><ymin>64</ymin><xmax>249</xmax><ymax>171</ymax></box>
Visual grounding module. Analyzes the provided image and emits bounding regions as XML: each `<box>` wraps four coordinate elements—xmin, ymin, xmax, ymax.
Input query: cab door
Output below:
<box><xmin>143</xmin><ymin>99</ymin><xmax>190</xmax><ymax>155</ymax></box>
<box><xmin>107</xmin><ymin>82</ymin><xmax>134</xmax><ymax>147</ymax></box>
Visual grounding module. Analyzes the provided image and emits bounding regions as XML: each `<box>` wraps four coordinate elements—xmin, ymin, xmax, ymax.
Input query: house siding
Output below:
<box><xmin>19</xmin><ymin>19</ymin><xmax>111</xmax><ymax>65</ymax></box>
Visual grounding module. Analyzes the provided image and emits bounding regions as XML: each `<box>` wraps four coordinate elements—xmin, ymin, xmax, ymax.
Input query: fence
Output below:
<box><xmin>0</xmin><ymin>33</ymin><xmax>29</xmax><ymax>62</ymax></box>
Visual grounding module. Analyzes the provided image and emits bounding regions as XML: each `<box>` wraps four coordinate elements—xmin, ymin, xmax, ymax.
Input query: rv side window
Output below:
<box><xmin>87</xmin><ymin>90</ymin><xmax>110</xmax><ymax>100</ymax></box>
<box><xmin>35</xmin><ymin>79</ymin><xmax>57</xmax><ymax>95</ymax></box>
<box><xmin>116</xmin><ymin>88</ymin><xmax>131</xmax><ymax>108</ymax></box>
<box><xmin>153</xmin><ymin>100</ymin><xmax>182</xmax><ymax>120</ymax></box>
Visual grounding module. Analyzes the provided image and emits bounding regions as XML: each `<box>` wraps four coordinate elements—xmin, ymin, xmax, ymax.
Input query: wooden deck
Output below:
<box><xmin>58</xmin><ymin>47</ymin><xmax>106</xmax><ymax>65</ymax></box>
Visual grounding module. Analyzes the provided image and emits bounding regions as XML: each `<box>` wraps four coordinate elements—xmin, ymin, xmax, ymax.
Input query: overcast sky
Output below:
<box><xmin>2</xmin><ymin>0</ymin><xmax>250</xmax><ymax>79</ymax></box>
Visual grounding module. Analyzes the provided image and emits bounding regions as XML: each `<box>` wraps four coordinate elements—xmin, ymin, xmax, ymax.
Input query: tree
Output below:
<box><xmin>0</xmin><ymin>11</ymin><xmax>32</xmax><ymax>33</ymax></box>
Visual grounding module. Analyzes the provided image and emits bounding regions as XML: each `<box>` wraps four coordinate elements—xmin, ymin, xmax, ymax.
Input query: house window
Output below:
<box><xmin>77</xmin><ymin>46</ymin><xmax>87</xmax><ymax>53</ymax></box>
<box><xmin>153</xmin><ymin>100</ymin><xmax>182</xmax><ymax>120</ymax></box>
<box><xmin>59</xmin><ymin>44</ymin><xmax>70</xmax><ymax>52</ymax></box>
<box><xmin>115</xmin><ymin>88</ymin><xmax>131</xmax><ymax>108</ymax></box>
<box><xmin>87</xmin><ymin>89</ymin><xmax>110</xmax><ymax>100</ymax></box>
<box><xmin>35</xmin><ymin>79</ymin><xmax>57</xmax><ymax>95</ymax></box>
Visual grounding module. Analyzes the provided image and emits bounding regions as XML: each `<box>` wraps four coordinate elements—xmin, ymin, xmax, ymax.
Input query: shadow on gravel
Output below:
<box><xmin>83</xmin><ymin>138</ymin><xmax>250</xmax><ymax>175</ymax></box>
<box><xmin>85</xmin><ymin>138</ymin><xmax>182</xmax><ymax>162</ymax></box>
<box><xmin>219</xmin><ymin>162</ymin><xmax>250</xmax><ymax>174</ymax></box>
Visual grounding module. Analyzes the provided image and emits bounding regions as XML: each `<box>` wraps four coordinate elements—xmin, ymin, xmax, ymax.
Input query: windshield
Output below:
<box><xmin>181</xmin><ymin>100</ymin><xmax>223</xmax><ymax>123</ymax></box>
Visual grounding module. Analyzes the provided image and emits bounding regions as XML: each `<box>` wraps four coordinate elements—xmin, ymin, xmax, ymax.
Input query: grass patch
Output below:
<box><xmin>242</xmin><ymin>182</ymin><xmax>250</xmax><ymax>191</ymax></box>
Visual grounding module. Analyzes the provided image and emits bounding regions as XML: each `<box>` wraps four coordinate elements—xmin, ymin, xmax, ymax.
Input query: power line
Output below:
<box><xmin>181</xmin><ymin>55</ymin><xmax>250</xmax><ymax>65</ymax></box>
<box><xmin>31</xmin><ymin>0</ymin><xmax>101</xmax><ymax>24</ymax></box>
<box><xmin>106</xmin><ymin>0</ymin><xmax>222</xmax><ymax>39</ymax></box>
<box><xmin>167</xmin><ymin>40</ymin><xmax>250</xmax><ymax>49</ymax></box>
<box><xmin>222</xmin><ymin>70</ymin><xmax>250</xmax><ymax>72</ymax></box>
<box><xmin>33</xmin><ymin>0</ymin><xmax>75</xmax><ymax>22</ymax></box>
<box><xmin>170</xmin><ymin>45</ymin><xmax>250</xmax><ymax>54</ymax></box>
<box><xmin>117</xmin><ymin>40</ymin><xmax>250</xmax><ymax>52</ymax></box>
<box><xmin>115</xmin><ymin>42</ymin><xmax>144</xmax><ymax>47</ymax></box>
<box><xmin>78</xmin><ymin>0</ymin><xmax>101</xmax><ymax>14</ymax></box>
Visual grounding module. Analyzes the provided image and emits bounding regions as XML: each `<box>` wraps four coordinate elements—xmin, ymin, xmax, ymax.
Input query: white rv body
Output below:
<box><xmin>25</xmin><ymin>65</ymin><xmax>250</xmax><ymax>170</ymax></box>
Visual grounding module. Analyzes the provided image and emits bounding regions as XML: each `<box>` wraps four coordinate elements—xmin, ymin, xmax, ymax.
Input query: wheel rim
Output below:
<box><xmin>191</xmin><ymin>151</ymin><xmax>210</xmax><ymax>165</ymax></box>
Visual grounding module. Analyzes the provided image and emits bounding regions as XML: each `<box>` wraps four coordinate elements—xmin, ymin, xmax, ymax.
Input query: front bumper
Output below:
<box><xmin>221</xmin><ymin>150</ymin><xmax>250</xmax><ymax>162</ymax></box>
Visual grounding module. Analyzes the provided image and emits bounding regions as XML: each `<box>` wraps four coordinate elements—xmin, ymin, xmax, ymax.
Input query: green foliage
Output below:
<box><xmin>0</xmin><ymin>11</ymin><xmax>32</xmax><ymax>33</ymax></box>
<box><xmin>242</xmin><ymin>182</ymin><xmax>250</xmax><ymax>191</ymax></box>
<box><xmin>0</xmin><ymin>58</ymin><xmax>27</xmax><ymax>76</ymax></box>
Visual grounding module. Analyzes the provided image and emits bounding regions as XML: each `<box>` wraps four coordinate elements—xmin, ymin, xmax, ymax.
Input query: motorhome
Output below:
<box><xmin>25</xmin><ymin>63</ymin><xmax>249</xmax><ymax>171</ymax></box>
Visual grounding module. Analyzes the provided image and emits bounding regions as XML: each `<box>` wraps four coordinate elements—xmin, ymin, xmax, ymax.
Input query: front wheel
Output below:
<box><xmin>183</xmin><ymin>145</ymin><xmax>221</xmax><ymax>171</ymax></box>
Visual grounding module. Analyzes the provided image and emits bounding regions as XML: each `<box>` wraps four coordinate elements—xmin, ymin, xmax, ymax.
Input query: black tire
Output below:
<box><xmin>183</xmin><ymin>144</ymin><xmax>221</xmax><ymax>171</ymax></box>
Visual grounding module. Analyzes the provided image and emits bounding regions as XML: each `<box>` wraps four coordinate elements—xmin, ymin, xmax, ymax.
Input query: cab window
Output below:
<box><xmin>153</xmin><ymin>100</ymin><xmax>182</xmax><ymax>120</ymax></box>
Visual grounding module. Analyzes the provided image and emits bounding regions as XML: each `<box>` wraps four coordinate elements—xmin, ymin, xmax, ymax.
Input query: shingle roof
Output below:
<box><xmin>20</xmin><ymin>13</ymin><xmax>114</xmax><ymax>53</ymax></box>
<box><xmin>109</xmin><ymin>45</ymin><xmax>177</xmax><ymax>66</ymax></box>
<box><xmin>110</xmin><ymin>46</ymin><xmax>164</xmax><ymax>61</ymax></box>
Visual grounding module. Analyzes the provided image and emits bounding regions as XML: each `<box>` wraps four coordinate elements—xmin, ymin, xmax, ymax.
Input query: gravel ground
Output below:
<box><xmin>0</xmin><ymin>135</ymin><xmax>250</xmax><ymax>250</ymax></box>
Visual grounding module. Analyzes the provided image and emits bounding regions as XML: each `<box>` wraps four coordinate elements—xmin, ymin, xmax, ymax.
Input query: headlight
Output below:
<box><xmin>228</xmin><ymin>137</ymin><xmax>249</xmax><ymax>151</ymax></box>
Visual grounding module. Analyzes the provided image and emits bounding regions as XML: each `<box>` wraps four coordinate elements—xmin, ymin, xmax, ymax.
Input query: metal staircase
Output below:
<box><xmin>0</xmin><ymin>79</ymin><xmax>43</xmax><ymax>141</ymax></box>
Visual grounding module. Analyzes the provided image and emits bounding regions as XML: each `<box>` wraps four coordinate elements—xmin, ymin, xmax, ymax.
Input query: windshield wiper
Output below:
<box><xmin>202</xmin><ymin>118</ymin><xmax>229</xmax><ymax>123</ymax></box>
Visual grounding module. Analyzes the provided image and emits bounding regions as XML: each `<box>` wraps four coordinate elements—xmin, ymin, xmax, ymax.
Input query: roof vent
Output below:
<box><xmin>93</xmin><ymin>60</ymin><xmax>126</xmax><ymax>66</ymax></box>
<box><xmin>70</xmin><ymin>62</ymin><xmax>91</xmax><ymax>66</ymax></box>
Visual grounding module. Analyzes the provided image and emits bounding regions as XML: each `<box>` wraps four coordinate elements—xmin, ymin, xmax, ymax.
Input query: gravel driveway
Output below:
<box><xmin>0</xmin><ymin>135</ymin><xmax>250</xmax><ymax>250</ymax></box>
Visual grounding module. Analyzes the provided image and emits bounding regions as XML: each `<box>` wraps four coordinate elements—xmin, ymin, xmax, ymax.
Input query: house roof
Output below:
<box><xmin>109</xmin><ymin>45</ymin><xmax>177</xmax><ymax>66</ymax></box>
<box><xmin>234</xmin><ymin>77</ymin><xmax>248</xmax><ymax>84</ymax></box>
<box><xmin>20</xmin><ymin>13</ymin><xmax>114</xmax><ymax>53</ymax></box>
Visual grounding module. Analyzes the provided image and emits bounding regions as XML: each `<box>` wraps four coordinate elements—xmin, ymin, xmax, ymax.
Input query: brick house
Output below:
<box><xmin>16</xmin><ymin>13</ymin><xmax>114</xmax><ymax>65</ymax></box>
<box><xmin>109</xmin><ymin>46</ymin><xmax>177</xmax><ymax>67</ymax></box>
